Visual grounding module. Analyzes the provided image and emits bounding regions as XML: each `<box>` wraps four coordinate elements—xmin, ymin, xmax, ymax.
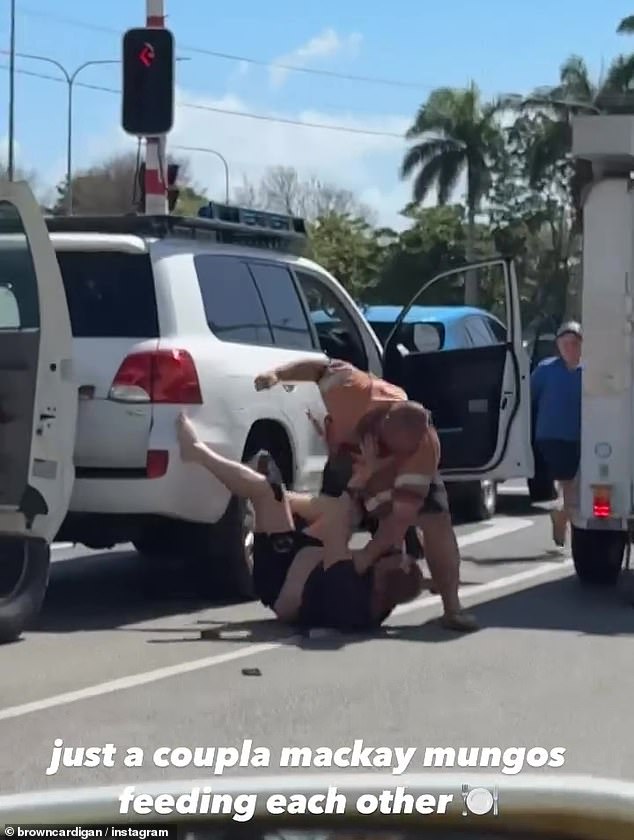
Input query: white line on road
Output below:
<box><xmin>0</xmin><ymin>516</ymin><xmax>558</xmax><ymax>723</ymax></box>
<box><xmin>52</xmin><ymin>543</ymin><xmax>74</xmax><ymax>551</ymax></box>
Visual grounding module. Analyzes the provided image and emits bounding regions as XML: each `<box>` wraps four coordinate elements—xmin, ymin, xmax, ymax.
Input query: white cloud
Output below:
<box><xmin>41</xmin><ymin>88</ymin><xmax>471</xmax><ymax>229</ymax></box>
<box><xmin>270</xmin><ymin>29</ymin><xmax>363</xmax><ymax>89</ymax></box>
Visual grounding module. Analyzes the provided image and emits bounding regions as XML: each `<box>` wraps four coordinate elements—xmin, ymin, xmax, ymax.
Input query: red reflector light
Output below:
<box><xmin>593</xmin><ymin>500</ymin><xmax>611</xmax><ymax>518</ymax></box>
<box><xmin>147</xmin><ymin>450</ymin><xmax>169</xmax><ymax>479</ymax></box>
<box><xmin>592</xmin><ymin>485</ymin><xmax>612</xmax><ymax>518</ymax></box>
<box><xmin>110</xmin><ymin>350</ymin><xmax>203</xmax><ymax>404</ymax></box>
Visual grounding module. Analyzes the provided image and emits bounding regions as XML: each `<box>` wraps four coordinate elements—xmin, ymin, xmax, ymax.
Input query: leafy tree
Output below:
<box><xmin>307</xmin><ymin>212</ymin><xmax>384</xmax><ymax>300</ymax></box>
<box><xmin>234</xmin><ymin>166</ymin><xmax>375</xmax><ymax>224</ymax></box>
<box><xmin>367</xmin><ymin>204</ymin><xmax>494</xmax><ymax>307</ymax></box>
<box><xmin>53</xmin><ymin>153</ymin><xmax>204</xmax><ymax>215</ymax></box>
<box><xmin>400</xmin><ymin>83</ymin><xmax>503</xmax><ymax>303</ymax></box>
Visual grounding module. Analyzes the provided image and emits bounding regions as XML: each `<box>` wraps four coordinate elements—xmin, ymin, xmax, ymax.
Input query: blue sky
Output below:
<box><xmin>1</xmin><ymin>0</ymin><xmax>633</xmax><ymax>226</ymax></box>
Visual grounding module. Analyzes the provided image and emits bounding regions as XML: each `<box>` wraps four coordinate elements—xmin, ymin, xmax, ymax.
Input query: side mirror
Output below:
<box><xmin>412</xmin><ymin>323</ymin><xmax>441</xmax><ymax>352</ymax></box>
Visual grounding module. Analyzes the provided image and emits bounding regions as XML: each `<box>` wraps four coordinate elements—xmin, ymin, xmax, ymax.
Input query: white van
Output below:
<box><xmin>565</xmin><ymin>114</ymin><xmax>634</xmax><ymax>585</ymax></box>
<box><xmin>0</xmin><ymin>183</ymin><xmax>537</xmax><ymax>642</ymax></box>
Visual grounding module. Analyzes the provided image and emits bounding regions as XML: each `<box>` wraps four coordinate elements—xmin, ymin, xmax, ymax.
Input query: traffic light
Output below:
<box><xmin>122</xmin><ymin>27</ymin><xmax>175</xmax><ymax>136</ymax></box>
<box><xmin>136</xmin><ymin>162</ymin><xmax>180</xmax><ymax>213</ymax></box>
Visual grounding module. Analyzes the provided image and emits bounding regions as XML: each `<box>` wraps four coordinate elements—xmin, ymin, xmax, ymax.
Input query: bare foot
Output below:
<box><xmin>176</xmin><ymin>412</ymin><xmax>200</xmax><ymax>461</ymax></box>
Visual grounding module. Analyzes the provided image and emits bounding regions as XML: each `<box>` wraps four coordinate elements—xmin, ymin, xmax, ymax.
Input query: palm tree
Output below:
<box><xmin>400</xmin><ymin>83</ymin><xmax>502</xmax><ymax>303</ymax></box>
<box><xmin>519</xmin><ymin>54</ymin><xmax>634</xmax><ymax>220</ymax></box>
<box><xmin>617</xmin><ymin>15</ymin><xmax>634</xmax><ymax>33</ymax></box>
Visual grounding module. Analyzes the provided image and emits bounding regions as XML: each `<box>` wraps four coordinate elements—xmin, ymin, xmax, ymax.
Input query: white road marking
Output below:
<box><xmin>0</xmin><ymin>516</ymin><xmax>562</xmax><ymax>723</ymax></box>
<box><xmin>52</xmin><ymin>543</ymin><xmax>74</xmax><ymax>551</ymax></box>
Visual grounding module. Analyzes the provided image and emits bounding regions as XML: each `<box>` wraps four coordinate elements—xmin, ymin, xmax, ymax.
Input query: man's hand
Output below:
<box><xmin>349</xmin><ymin>434</ymin><xmax>393</xmax><ymax>490</ymax></box>
<box><xmin>254</xmin><ymin>370</ymin><xmax>279</xmax><ymax>391</ymax></box>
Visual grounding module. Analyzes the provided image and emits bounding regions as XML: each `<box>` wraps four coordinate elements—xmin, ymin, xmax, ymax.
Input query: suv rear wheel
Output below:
<box><xmin>133</xmin><ymin>429</ymin><xmax>293</xmax><ymax>601</ymax></box>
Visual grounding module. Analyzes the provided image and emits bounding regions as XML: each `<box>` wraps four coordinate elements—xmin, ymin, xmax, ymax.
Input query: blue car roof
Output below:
<box><xmin>360</xmin><ymin>305</ymin><xmax>489</xmax><ymax>324</ymax></box>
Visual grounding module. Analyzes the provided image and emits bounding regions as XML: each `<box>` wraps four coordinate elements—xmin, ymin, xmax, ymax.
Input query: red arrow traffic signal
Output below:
<box><xmin>139</xmin><ymin>43</ymin><xmax>155</xmax><ymax>67</ymax></box>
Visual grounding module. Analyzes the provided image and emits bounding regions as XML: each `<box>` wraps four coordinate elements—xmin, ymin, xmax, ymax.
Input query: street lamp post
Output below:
<box><xmin>9</xmin><ymin>54</ymin><xmax>120</xmax><ymax>213</ymax></box>
<box><xmin>173</xmin><ymin>144</ymin><xmax>230</xmax><ymax>203</ymax></box>
<box><xmin>7</xmin><ymin>0</ymin><xmax>16</xmax><ymax>180</ymax></box>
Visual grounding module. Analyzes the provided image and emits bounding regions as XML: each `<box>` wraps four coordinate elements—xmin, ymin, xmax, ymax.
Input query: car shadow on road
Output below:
<box><xmin>29</xmin><ymin>549</ymin><xmax>242</xmax><ymax>633</ymax></box>
<box><xmin>386</xmin><ymin>575</ymin><xmax>634</xmax><ymax>643</ymax></box>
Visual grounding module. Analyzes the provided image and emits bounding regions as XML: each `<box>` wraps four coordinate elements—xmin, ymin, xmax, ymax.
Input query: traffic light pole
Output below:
<box><xmin>144</xmin><ymin>0</ymin><xmax>168</xmax><ymax>215</ymax></box>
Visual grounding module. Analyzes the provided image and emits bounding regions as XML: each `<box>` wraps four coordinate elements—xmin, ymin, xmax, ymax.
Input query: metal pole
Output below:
<box><xmin>144</xmin><ymin>0</ymin><xmax>168</xmax><ymax>215</ymax></box>
<box><xmin>66</xmin><ymin>81</ymin><xmax>73</xmax><ymax>213</ymax></box>
<box><xmin>7</xmin><ymin>0</ymin><xmax>16</xmax><ymax>180</ymax></box>
<box><xmin>66</xmin><ymin>60</ymin><xmax>119</xmax><ymax>214</ymax></box>
<box><xmin>3</xmin><ymin>53</ymin><xmax>118</xmax><ymax>211</ymax></box>
<box><xmin>173</xmin><ymin>145</ymin><xmax>230</xmax><ymax>202</ymax></box>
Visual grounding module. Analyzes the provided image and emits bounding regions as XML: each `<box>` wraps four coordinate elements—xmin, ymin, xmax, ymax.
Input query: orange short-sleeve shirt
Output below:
<box><xmin>317</xmin><ymin>360</ymin><xmax>407</xmax><ymax>446</ymax></box>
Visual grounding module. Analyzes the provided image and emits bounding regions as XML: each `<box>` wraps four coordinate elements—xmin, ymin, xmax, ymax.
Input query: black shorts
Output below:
<box><xmin>536</xmin><ymin>439</ymin><xmax>580</xmax><ymax>482</ymax></box>
<box><xmin>299</xmin><ymin>559</ymin><xmax>379</xmax><ymax>632</ymax></box>
<box><xmin>419</xmin><ymin>478</ymin><xmax>450</xmax><ymax>514</ymax></box>
<box><xmin>252</xmin><ymin>531</ymin><xmax>321</xmax><ymax>609</ymax></box>
<box><xmin>320</xmin><ymin>450</ymin><xmax>355</xmax><ymax>497</ymax></box>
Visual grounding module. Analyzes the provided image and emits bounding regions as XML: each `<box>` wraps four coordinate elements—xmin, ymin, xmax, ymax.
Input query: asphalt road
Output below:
<box><xmin>1</xmin><ymin>482</ymin><xmax>633</xmax><ymax>796</ymax></box>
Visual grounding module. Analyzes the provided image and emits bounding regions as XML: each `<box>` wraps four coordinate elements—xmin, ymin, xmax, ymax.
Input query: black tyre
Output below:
<box><xmin>459</xmin><ymin>480</ymin><xmax>497</xmax><ymax>521</ymax></box>
<box><xmin>571</xmin><ymin>527</ymin><xmax>626</xmax><ymax>586</ymax></box>
<box><xmin>0</xmin><ymin>537</ymin><xmax>50</xmax><ymax>643</ymax></box>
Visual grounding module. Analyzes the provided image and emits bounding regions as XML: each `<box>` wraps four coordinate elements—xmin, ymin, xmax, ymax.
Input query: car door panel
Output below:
<box><xmin>382</xmin><ymin>258</ymin><xmax>533</xmax><ymax>481</ymax></box>
<box><xmin>0</xmin><ymin>182</ymin><xmax>77</xmax><ymax>541</ymax></box>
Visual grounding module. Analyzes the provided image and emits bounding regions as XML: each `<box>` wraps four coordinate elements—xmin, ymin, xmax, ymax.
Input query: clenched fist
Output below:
<box><xmin>254</xmin><ymin>370</ymin><xmax>279</xmax><ymax>391</ymax></box>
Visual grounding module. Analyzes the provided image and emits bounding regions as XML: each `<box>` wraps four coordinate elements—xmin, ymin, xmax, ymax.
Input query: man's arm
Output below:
<box><xmin>254</xmin><ymin>358</ymin><xmax>328</xmax><ymax>391</ymax></box>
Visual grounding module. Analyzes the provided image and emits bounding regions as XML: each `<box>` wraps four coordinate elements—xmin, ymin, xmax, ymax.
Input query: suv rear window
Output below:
<box><xmin>56</xmin><ymin>251</ymin><xmax>159</xmax><ymax>338</ymax></box>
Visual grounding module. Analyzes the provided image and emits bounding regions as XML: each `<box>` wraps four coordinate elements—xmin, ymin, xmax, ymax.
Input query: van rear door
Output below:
<box><xmin>0</xmin><ymin>182</ymin><xmax>76</xmax><ymax>540</ymax></box>
<box><xmin>54</xmin><ymin>244</ymin><xmax>159</xmax><ymax>474</ymax></box>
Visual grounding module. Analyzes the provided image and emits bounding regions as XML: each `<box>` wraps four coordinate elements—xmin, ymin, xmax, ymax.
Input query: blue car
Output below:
<box><xmin>311</xmin><ymin>304</ymin><xmax>506</xmax><ymax>521</ymax></box>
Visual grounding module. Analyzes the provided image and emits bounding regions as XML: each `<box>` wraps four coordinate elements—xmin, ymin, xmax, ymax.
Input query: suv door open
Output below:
<box><xmin>0</xmin><ymin>182</ymin><xmax>77</xmax><ymax>642</ymax></box>
<box><xmin>382</xmin><ymin>258</ymin><xmax>533</xmax><ymax>481</ymax></box>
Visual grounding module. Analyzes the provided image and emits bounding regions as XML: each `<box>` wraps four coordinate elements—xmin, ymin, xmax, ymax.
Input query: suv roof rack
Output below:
<box><xmin>42</xmin><ymin>203</ymin><xmax>309</xmax><ymax>256</ymax></box>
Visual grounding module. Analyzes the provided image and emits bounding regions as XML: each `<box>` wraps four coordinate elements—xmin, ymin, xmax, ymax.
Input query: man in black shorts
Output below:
<box><xmin>176</xmin><ymin>413</ymin><xmax>423</xmax><ymax>631</ymax></box>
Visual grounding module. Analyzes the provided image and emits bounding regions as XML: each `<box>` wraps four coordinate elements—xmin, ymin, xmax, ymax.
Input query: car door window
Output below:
<box><xmin>463</xmin><ymin>316</ymin><xmax>496</xmax><ymax>347</ymax></box>
<box><xmin>0</xmin><ymin>220</ymin><xmax>39</xmax><ymax>331</ymax></box>
<box><xmin>194</xmin><ymin>255</ymin><xmax>273</xmax><ymax>346</ymax></box>
<box><xmin>295</xmin><ymin>270</ymin><xmax>368</xmax><ymax>370</ymax></box>
<box><xmin>247</xmin><ymin>262</ymin><xmax>315</xmax><ymax>351</ymax></box>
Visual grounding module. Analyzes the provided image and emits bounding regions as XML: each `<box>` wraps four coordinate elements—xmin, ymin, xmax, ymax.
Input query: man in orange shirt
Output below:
<box><xmin>255</xmin><ymin>357</ymin><xmax>478</xmax><ymax>632</ymax></box>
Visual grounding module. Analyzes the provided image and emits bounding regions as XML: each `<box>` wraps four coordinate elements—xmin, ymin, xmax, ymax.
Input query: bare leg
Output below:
<box><xmin>418</xmin><ymin>511</ymin><xmax>478</xmax><ymax>632</ymax></box>
<box><xmin>550</xmin><ymin>478</ymin><xmax>577</xmax><ymax>547</ymax></box>
<box><xmin>177</xmin><ymin>414</ymin><xmax>294</xmax><ymax>534</ymax></box>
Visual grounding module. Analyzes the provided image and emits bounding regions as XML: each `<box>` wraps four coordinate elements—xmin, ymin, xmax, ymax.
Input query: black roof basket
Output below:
<box><xmin>41</xmin><ymin>203</ymin><xmax>309</xmax><ymax>256</ymax></box>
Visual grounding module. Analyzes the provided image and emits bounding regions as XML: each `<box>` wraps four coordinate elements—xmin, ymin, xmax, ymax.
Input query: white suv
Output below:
<box><xmin>0</xmin><ymin>184</ymin><xmax>533</xmax><ymax>642</ymax></box>
<box><xmin>51</xmin><ymin>204</ymin><xmax>384</xmax><ymax>598</ymax></box>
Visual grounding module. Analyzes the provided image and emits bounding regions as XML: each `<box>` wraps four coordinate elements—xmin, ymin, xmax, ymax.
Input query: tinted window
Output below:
<box><xmin>56</xmin><ymin>252</ymin><xmax>158</xmax><ymax>338</ymax></box>
<box><xmin>296</xmin><ymin>271</ymin><xmax>368</xmax><ymax>370</ymax></box>
<box><xmin>194</xmin><ymin>255</ymin><xmax>273</xmax><ymax>346</ymax></box>
<box><xmin>248</xmin><ymin>262</ymin><xmax>314</xmax><ymax>351</ymax></box>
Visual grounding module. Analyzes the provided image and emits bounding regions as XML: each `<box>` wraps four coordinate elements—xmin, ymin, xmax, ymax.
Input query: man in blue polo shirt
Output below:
<box><xmin>530</xmin><ymin>321</ymin><xmax>582</xmax><ymax>546</ymax></box>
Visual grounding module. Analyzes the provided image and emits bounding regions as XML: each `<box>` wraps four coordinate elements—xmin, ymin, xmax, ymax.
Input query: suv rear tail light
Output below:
<box><xmin>592</xmin><ymin>484</ymin><xmax>612</xmax><ymax>518</ymax></box>
<box><xmin>109</xmin><ymin>350</ymin><xmax>203</xmax><ymax>404</ymax></box>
